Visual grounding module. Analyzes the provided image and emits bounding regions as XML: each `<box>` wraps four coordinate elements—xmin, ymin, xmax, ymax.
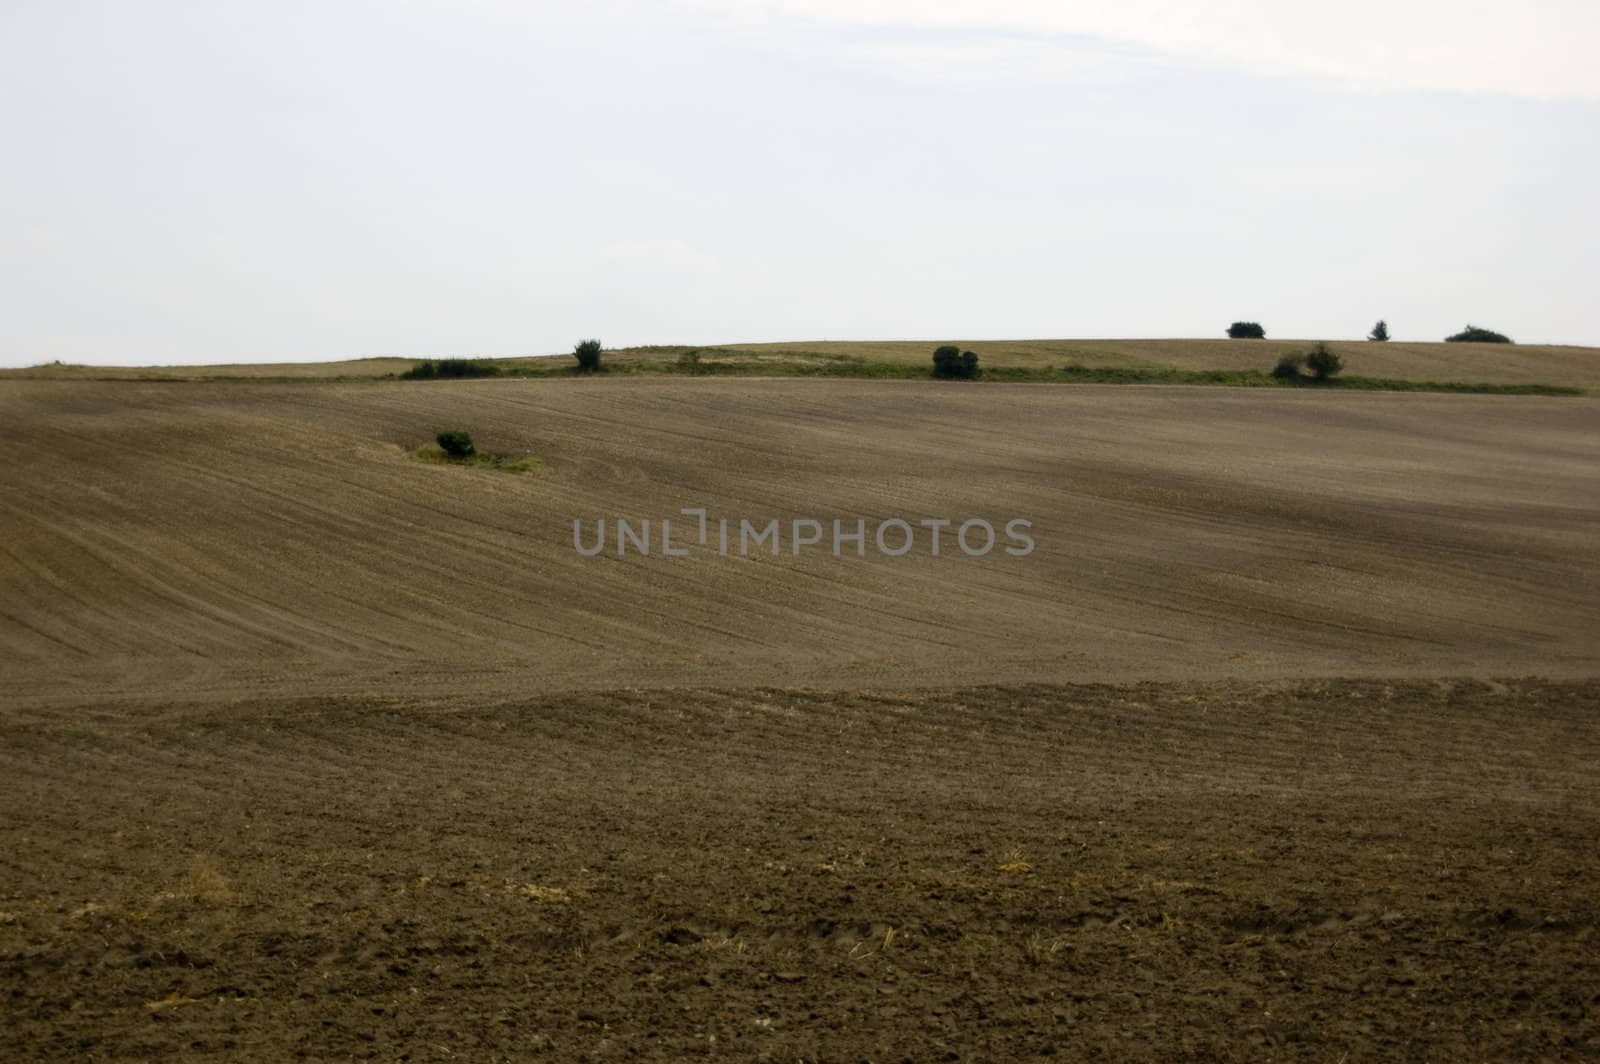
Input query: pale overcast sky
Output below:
<box><xmin>2</xmin><ymin>0</ymin><xmax>1597</xmax><ymax>365</ymax></box>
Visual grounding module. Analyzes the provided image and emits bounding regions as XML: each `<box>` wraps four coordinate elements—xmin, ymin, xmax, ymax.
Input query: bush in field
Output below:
<box><xmin>1271</xmin><ymin>353</ymin><xmax>1305</xmax><ymax>380</ymax></box>
<box><xmin>1368</xmin><ymin>319</ymin><xmax>1390</xmax><ymax>341</ymax></box>
<box><xmin>573</xmin><ymin>338</ymin><xmax>604</xmax><ymax>372</ymax></box>
<box><xmin>1227</xmin><ymin>321</ymin><xmax>1266</xmax><ymax>339</ymax></box>
<box><xmin>435</xmin><ymin>430</ymin><xmax>476</xmax><ymax>458</ymax></box>
<box><xmin>1305</xmin><ymin>342</ymin><xmax>1344</xmax><ymax>382</ymax></box>
<box><xmin>401</xmin><ymin>358</ymin><xmax>499</xmax><ymax>380</ymax></box>
<box><xmin>1445</xmin><ymin>325</ymin><xmax>1512</xmax><ymax>343</ymax></box>
<box><xmin>932</xmin><ymin>345</ymin><xmax>980</xmax><ymax>380</ymax></box>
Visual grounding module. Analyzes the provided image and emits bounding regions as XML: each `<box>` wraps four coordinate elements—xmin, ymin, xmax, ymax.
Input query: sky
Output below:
<box><xmin>2</xmin><ymin>0</ymin><xmax>1597</xmax><ymax>366</ymax></box>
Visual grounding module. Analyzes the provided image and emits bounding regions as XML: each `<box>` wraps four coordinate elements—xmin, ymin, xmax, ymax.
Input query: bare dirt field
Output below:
<box><xmin>4</xmin><ymin>680</ymin><xmax>1598</xmax><ymax>1061</ymax></box>
<box><xmin>2</xmin><ymin>377</ymin><xmax>1598</xmax><ymax>1060</ymax></box>
<box><xmin>2</xmin><ymin>379</ymin><xmax>1597</xmax><ymax>701</ymax></box>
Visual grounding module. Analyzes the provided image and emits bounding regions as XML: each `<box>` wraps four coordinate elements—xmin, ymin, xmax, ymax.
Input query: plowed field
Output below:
<box><xmin>2</xmin><ymin>378</ymin><xmax>1597</xmax><ymax>1060</ymax></box>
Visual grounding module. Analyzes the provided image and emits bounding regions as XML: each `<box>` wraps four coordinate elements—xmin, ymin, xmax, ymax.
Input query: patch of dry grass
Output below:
<box><xmin>1024</xmin><ymin>930</ymin><xmax>1064</xmax><ymax>966</ymax></box>
<box><xmin>510</xmin><ymin>883</ymin><xmax>573</xmax><ymax>904</ymax></box>
<box><xmin>409</xmin><ymin>443</ymin><xmax>543</xmax><ymax>474</ymax></box>
<box><xmin>995</xmin><ymin>846</ymin><xmax>1033</xmax><ymax>875</ymax></box>
<box><xmin>181</xmin><ymin>854</ymin><xmax>240</xmax><ymax>906</ymax></box>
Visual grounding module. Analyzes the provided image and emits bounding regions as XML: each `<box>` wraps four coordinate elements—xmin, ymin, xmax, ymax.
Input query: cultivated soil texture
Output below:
<box><xmin>2</xmin><ymin>379</ymin><xmax>1598</xmax><ymax>700</ymax></box>
<box><xmin>2</xmin><ymin>375</ymin><xmax>1598</xmax><ymax>1060</ymax></box>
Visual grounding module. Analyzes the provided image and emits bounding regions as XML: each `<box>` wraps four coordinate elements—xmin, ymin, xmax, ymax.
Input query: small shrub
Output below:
<box><xmin>1368</xmin><ymin>319</ymin><xmax>1390</xmax><ymax>341</ymax></box>
<box><xmin>574</xmin><ymin>338</ymin><xmax>604</xmax><ymax>372</ymax></box>
<box><xmin>678</xmin><ymin>349</ymin><xmax>702</xmax><ymax>374</ymax></box>
<box><xmin>1227</xmin><ymin>322</ymin><xmax>1266</xmax><ymax>339</ymax></box>
<box><xmin>400</xmin><ymin>358</ymin><xmax>499</xmax><ymax>380</ymax></box>
<box><xmin>1445</xmin><ymin>325</ymin><xmax>1512</xmax><ymax>343</ymax></box>
<box><xmin>412</xmin><ymin>438</ymin><xmax>541</xmax><ymax>473</ymax></box>
<box><xmin>1305</xmin><ymin>342</ymin><xmax>1344</xmax><ymax>381</ymax></box>
<box><xmin>932</xmin><ymin>345</ymin><xmax>980</xmax><ymax>380</ymax></box>
<box><xmin>436</xmin><ymin>429</ymin><xmax>476</xmax><ymax>458</ymax></box>
<box><xmin>1271</xmin><ymin>353</ymin><xmax>1305</xmax><ymax>380</ymax></box>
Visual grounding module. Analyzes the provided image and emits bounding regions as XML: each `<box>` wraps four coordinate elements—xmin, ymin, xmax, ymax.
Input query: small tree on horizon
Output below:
<box><xmin>573</xmin><ymin>338</ymin><xmax>604</xmax><ymax>372</ymax></box>
<box><xmin>1445</xmin><ymin>325</ymin><xmax>1513</xmax><ymax>344</ymax></box>
<box><xmin>1305</xmin><ymin>342</ymin><xmax>1344</xmax><ymax>382</ymax></box>
<box><xmin>1368</xmin><ymin>320</ymin><xmax>1390</xmax><ymax>342</ymax></box>
<box><xmin>1227</xmin><ymin>322</ymin><xmax>1267</xmax><ymax>339</ymax></box>
<box><xmin>931</xmin><ymin>345</ymin><xmax>980</xmax><ymax>380</ymax></box>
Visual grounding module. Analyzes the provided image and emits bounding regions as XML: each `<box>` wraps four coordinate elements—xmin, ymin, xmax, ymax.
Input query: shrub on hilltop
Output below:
<box><xmin>1271</xmin><ymin>344</ymin><xmax>1343</xmax><ymax>384</ymax></box>
<box><xmin>1227</xmin><ymin>322</ymin><xmax>1267</xmax><ymax>339</ymax></box>
<box><xmin>400</xmin><ymin>358</ymin><xmax>499</xmax><ymax>380</ymax></box>
<box><xmin>1271</xmin><ymin>353</ymin><xmax>1305</xmax><ymax>380</ymax></box>
<box><xmin>1304</xmin><ymin>342</ymin><xmax>1344</xmax><ymax>382</ymax></box>
<box><xmin>932</xmin><ymin>345</ymin><xmax>980</xmax><ymax>380</ymax></box>
<box><xmin>1445</xmin><ymin>325</ymin><xmax>1512</xmax><ymax>344</ymax></box>
<box><xmin>573</xmin><ymin>338</ymin><xmax>604</xmax><ymax>372</ymax></box>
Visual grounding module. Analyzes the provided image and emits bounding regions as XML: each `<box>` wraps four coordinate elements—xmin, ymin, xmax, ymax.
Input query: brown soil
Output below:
<box><xmin>2</xmin><ymin>378</ymin><xmax>1598</xmax><ymax>1060</ymax></box>
<box><xmin>1</xmin><ymin>380</ymin><xmax>1597</xmax><ymax>704</ymax></box>
<box><xmin>3</xmin><ymin>681</ymin><xmax>1598</xmax><ymax>1061</ymax></box>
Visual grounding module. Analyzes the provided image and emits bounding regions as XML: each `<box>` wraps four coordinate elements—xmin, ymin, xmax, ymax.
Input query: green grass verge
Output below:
<box><xmin>21</xmin><ymin>349</ymin><xmax>1577</xmax><ymax>394</ymax></box>
<box><xmin>409</xmin><ymin>444</ymin><xmax>543</xmax><ymax>474</ymax></box>
<box><xmin>442</xmin><ymin>350</ymin><xmax>1581</xmax><ymax>396</ymax></box>
<box><xmin>988</xmin><ymin>365</ymin><xmax>1583</xmax><ymax>394</ymax></box>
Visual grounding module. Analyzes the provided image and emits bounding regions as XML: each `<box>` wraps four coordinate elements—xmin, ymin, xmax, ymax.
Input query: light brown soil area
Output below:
<box><xmin>2</xmin><ymin>378</ymin><xmax>1597</xmax><ymax>1060</ymax></box>
<box><xmin>1</xmin><ymin>380</ymin><xmax>1597</xmax><ymax>705</ymax></box>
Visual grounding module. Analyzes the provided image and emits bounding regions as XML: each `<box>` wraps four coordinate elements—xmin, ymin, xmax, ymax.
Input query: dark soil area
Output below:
<box><xmin>3</xmin><ymin>680</ymin><xmax>1598</xmax><ymax>1061</ymax></box>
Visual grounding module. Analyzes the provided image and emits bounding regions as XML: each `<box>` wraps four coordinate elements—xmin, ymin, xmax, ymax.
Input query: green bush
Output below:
<box><xmin>574</xmin><ymin>338</ymin><xmax>604</xmax><ymax>372</ymax></box>
<box><xmin>932</xmin><ymin>346</ymin><xmax>980</xmax><ymax>380</ymax></box>
<box><xmin>1227</xmin><ymin>322</ymin><xmax>1266</xmax><ymax>339</ymax></box>
<box><xmin>1305</xmin><ymin>342</ymin><xmax>1344</xmax><ymax>381</ymax></box>
<box><xmin>1445</xmin><ymin>325</ymin><xmax>1512</xmax><ymax>343</ymax></box>
<box><xmin>400</xmin><ymin>358</ymin><xmax>499</xmax><ymax>380</ymax></box>
<box><xmin>1271</xmin><ymin>353</ymin><xmax>1304</xmax><ymax>380</ymax></box>
<box><xmin>1368</xmin><ymin>319</ymin><xmax>1390</xmax><ymax>342</ymax></box>
<box><xmin>436</xmin><ymin>430</ymin><xmax>476</xmax><ymax>458</ymax></box>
